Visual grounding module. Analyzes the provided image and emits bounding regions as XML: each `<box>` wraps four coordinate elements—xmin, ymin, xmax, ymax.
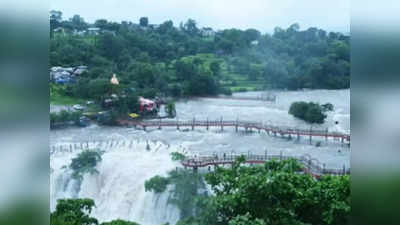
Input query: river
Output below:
<box><xmin>50</xmin><ymin>89</ymin><xmax>350</xmax><ymax>225</ymax></box>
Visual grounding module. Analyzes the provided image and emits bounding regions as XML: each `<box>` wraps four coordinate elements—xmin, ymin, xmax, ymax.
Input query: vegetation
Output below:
<box><xmin>165</xmin><ymin>101</ymin><xmax>177</xmax><ymax>118</ymax></box>
<box><xmin>69</xmin><ymin>150</ymin><xmax>103</xmax><ymax>181</ymax></box>
<box><xmin>170</xmin><ymin>152</ymin><xmax>185</xmax><ymax>161</ymax></box>
<box><xmin>50</xmin><ymin>198</ymin><xmax>141</xmax><ymax>225</ymax></box>
<box><xmin>186</xmin><ymin>157</ymin><xmax>349</xmax><ymax>225</ymax></box>
<box><xmin>50</xmin><ymin>110</ymin><xmax>82</xmax><ymax>126</ymax></box>
<box><xmin>289</xmin><ymin>101</ymin><xmax>330</xmax><ymax>124</ymax></box>
<box><xmin>144</xmin><ymin>175</ymin><xmax>170</xmax><ymax>193</ymax></box>
<box><xmin>50</xmin><ymin>198</ymin><xmax>98</xmax><ymax>225</ymax></box>
<box><xmin>50</xmin><ymin>12</ymin><xmax>350</xmax><ymax>106</ymax></box>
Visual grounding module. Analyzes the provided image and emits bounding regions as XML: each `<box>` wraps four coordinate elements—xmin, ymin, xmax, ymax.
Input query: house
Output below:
<box><xmin>201</xmin><ymin>27</ymin><xmax>215</xmax><ymax>37</ymax></box>
<box><xmin>87</xmin><ymin>27</ymin><xmax>101</xmax><ymax>35</ymax></box>
<box><xmin>50</xmin><ymin>66</ymin><xmax>88</xmax><ymax>84</ymax></box>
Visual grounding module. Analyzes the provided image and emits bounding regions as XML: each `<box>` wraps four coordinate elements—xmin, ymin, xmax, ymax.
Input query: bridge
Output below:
<box><xmin>200</xmin><ymin>94</ymin><xmax>276</xmax><ymax>102</ymax></box>
<box><xmin>181</xmin><ymin>153</ymin><xmax>350</xmax><ymax>178</ymax></box>
<box><xmin>117</xmin><ymin>119</ymin><xmax>350</xmax><ymax>145</ymax></box>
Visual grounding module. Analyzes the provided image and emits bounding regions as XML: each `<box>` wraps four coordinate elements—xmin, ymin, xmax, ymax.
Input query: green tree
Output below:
<box><xmin>50</xmin><ymin>198</ymin><xmax>98</xmax><ymax>225</ymax></box>
<box><xmin>165</xmin><ymin>100</ymin><xmax>176</xmax><ymax>118</ymax></box>
<box><xmin>70</xmin><ymin>150</ymin><xmax>103</xmax><ymax>181</ymax></box>
<box><xmin>101</xmin><ymin>220</ymin><xmax>140</xmax><ymax>225</ymax></box>
<box><xmin>139</xmin><ymin>17</ymin><xmax>148</xmax><ymax>27</ymax></box>
<box><xmin>289</xmin><ymin>101</ymin><xmax>327</xmax><ymax>124</ymax></box>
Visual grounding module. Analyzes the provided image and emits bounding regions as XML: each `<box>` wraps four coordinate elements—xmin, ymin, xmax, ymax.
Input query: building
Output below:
<box><xmin>50</xmin><ymin>66</ymin><xmax>88</xmax><ymax>84</ymax></box>
<box><xmin>201</xmin><ymin>27</ymin><xmax>215</xmax><ymax>37</ymax></box>
<box><xmin>87</xmin><ymin>27</ymin><xmax>101</xmax><ymax>35</ymax></box>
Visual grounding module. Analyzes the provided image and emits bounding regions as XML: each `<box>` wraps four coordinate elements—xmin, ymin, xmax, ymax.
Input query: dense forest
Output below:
<box><xmin>50</xmin><ymin>11</ymin><xmax>350</xmax><ymax>100</ymax></box>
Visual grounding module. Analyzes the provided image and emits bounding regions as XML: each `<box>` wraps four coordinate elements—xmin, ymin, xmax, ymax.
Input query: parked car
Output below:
<box><xmin>73</xmin><ymin>104</ymin><xmax>85</xmax><ymax>111</ymax></box>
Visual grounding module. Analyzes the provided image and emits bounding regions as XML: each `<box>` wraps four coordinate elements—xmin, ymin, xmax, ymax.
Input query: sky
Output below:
<box><xmin>51</xmin><ymin>0</ymin><xmax>350</xmax><ymax>34</ymax></box>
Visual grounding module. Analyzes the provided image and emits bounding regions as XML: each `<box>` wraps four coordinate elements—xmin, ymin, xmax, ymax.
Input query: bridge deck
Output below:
<box><xmin>181</xmin><ymin>154</ymin><xmax>350</xmax><ymax>178</ymax></box>
<box><xmin>117</xmin><ymin>119</ymin><xmax>350</xmax><ymax>141</ymax></box>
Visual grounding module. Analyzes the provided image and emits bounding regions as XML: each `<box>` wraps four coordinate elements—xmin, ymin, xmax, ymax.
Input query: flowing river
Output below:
<box><xmin>50</xmin><ymin>89</ymin><xmax>350</xmax><ymax>225</ymax></box>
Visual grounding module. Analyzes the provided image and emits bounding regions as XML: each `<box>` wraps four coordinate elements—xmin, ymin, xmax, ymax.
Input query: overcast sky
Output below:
<box><xmin>51</xmin><ymin>0</ymin><xmax>349</xmax><ymax>34</ymax></box>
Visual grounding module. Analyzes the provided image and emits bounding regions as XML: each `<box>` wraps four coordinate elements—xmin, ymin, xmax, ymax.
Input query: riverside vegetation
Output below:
<box><xmin>51</xmin><ymin>156</ymin><xmax>350</xmax><ymax>225</ymax></box>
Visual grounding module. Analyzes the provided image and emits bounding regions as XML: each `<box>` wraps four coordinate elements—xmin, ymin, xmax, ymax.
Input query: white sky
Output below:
<box><xmin>51</xmin><ymin>0</ymin><xmax>350</xmax><ymax>34</ymax></box>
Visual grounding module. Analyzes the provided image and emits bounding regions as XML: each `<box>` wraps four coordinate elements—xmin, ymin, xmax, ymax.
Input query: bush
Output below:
<box><xmin>171</xmin><ymin>152</ymin><xmax>185</xmax><ymax>161</ymax></box>
<box><xmin>144</xmin><ymin>175</ymin><xmax>170</xmax><ymax>193</ymax></box>
<box><xmin>289</xmin><ymin>101</ymin><xmax>327</xmax><ymax>124</ymax></box>
<box><xmin>321</xmin><ymin>103</ymin><xmax>334</xmax><ymax>112</ymax></box>
<box><xmin>70</xmin><ymin>150</ymin><xmax>103</xmax><ymax>181</ymax></box>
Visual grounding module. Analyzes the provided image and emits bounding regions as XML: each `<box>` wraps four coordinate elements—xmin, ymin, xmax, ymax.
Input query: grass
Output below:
<box><xmin>50</xmin><ymin>84</ymin><xmax>87</xmax><ymax>106</ymax></box>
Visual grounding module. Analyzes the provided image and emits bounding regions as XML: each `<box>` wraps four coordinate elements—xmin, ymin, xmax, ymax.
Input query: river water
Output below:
<box><xmin>50</xmin><ymin>89</ymin><xmax>350</xmax><ymax>225</ymax></box>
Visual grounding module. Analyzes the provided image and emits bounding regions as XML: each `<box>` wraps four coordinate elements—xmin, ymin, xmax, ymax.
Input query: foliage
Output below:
<box><xmin>51</xmin><ymin>199</ymin><xmax>141</xmax><ymax>225</ymax></box>
<box><xmin>201</xmin><ymin>158</ymin><xmax>350</xmax><ymax>225</ymax></box>
<box><xmin>145</xmin><ymin>169</ymin><xmax>207</xmax><ymax>220</ymax></box>
<box><xmin>170</xmin><ymin>152</ymin><xmax>185</xmax><ymax>161</ymax></box>
<box><xmin>50</xmin><ymin>198</ymin><xmax>98</xmax><ymax>225</ymax></box>
<box><xmin>144</xmin><ymin>175</ymin><xmax>170</xmax><ymax>193</ymax></box>
<box><xmin>50</xmin><ymin>110</ymin><xmax>82</xmax><ymax>126</ymax></box>
<box><xmin>228</xmin><ymin>213</ymin><xmax>266</xmax><ymax>225</ymax></box>
<box><xmin>69</xmin><ymin>150</ymin><xmax>103</xmax><ymax>181</ymax></box>
<box><xmin>289</xmin><ymin>101</ymin><xmax>328</xmax><ymax>124</ymax></box>
<box><xmin>321</xmin><ymin>103</ymin><xmax>334</xmax><ymax>112</ymax></box>
<box><xmin>165</xmin><ymin>101</ymin><xmax>177</xmax><ymax>118</ymax></box>
<box><xmin>101</xmin><ymin>219</ymin><xmax>140</xmax><ymax>225</ymax></box>
<box><xmin>50</xmin><ymin>14</ymin><xmax>349</xmax><ymax>103</ymax></box>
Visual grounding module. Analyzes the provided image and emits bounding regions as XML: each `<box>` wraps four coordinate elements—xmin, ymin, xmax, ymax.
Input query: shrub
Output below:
<box><xmin>289</xmin><ymin>101</ymin><xmax>327</xmax><ymax>124</ymax></box>
<box><xmin>69</xmin><ymin>150</ymin><xmax>103</xmax><ymax>181</ymax></box>
<box><xmin>144</xmin><ymin>175</ymin><xmax>170</xmax><ymax>193</ymax></box>
<box><xmin>171</xmin><ymin>152</ymin><xmax>185</xmax><ymax>161</ymax></box>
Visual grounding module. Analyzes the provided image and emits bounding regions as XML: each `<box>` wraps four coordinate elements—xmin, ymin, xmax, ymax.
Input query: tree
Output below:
<box><xmin>50</xmin><ymin>198</ymin><xmax>98</xmax><ymax>225</ymax></box>
<box><xmin>289</xmin><ymin>101</ymin><xmax>327</xmax><ymax>124</ymax></box>
<box><xmin>204</xmin><ymin>158</ymin><xmax>350</xmax><ymax>225</ymax></box>
<box><xmin>88</xmin><ymin>79</ymin><xmax>112</xmax><ymax>101</ymax></box>
<box><xmin>69</xmin><ymin>150</ymin><xmax>103</xmax><ymax>181</ymax></box>
<box><xmin>182</xmin><ymin>19</ymin><xmax>199</xmax><ymax>35</ymax></box>
<box><xmin>70</xmin><ymin>15</ymin><xmax>88</xmax><ymax>31</ymax></box>
<box><xmin>165</xmin><ymin>100</ymin><xmax>176</xmax><ymax>118</ymax></box>
<box><xmin>139</xmin><ymin>17</ymin><xmax>148</xmax><ymax>27</ymax></box>
<box><xmin>101</xmin><ymin>220</ymin><xmax>140</xmax><ymax>225</ymax></box>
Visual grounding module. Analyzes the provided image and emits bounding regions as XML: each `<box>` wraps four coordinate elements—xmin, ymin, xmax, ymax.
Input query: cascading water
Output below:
<box><xmin>50</xmin><ymin>140</ymin><xmax>183</xmax><ymax>225</ymax></box>
<box><xmin>50</xmin><ymin>90</ymin><xmax>351</xmax><ymax>225</ymax></box>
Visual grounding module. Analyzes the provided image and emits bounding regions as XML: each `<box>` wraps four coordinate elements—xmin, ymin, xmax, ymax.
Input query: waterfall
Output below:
<box><xmin>50</xmin><ymin>140</ymin><xmax>182</xmax><ymax>225</ymax></box>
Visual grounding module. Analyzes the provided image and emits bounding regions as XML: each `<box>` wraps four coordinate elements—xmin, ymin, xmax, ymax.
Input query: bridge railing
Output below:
<box><xmin>121</xmin><ymin>119</ymin><xmax>350</xmax><ymax>139</ymax></box>
<box><xmin>182</xmin><ymin>153</ymin><xmax>350</xmax><ymax>176</ymax></box>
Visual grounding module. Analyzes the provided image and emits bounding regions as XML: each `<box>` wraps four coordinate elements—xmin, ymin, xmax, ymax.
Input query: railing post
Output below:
<box><xmin>159</xmin><ymin>118</ymin><xmax>161</xmax><ymax>130</ymax></box>
<box><xmin>235</xmin><ymin>117</ymin><xmax>238</xmax><ymax>132</ymax></box>
<box><xmin>177</xmin><ymin>118</ymin><xmax>179</xmax><ymax>130</ymax></box>
<box><xmin>220</xmin><ymin>116</ymin><xmax>223</xmax><ymax>131</ymax></box>
<box><xmin>192</xmin><ymin>117</ymin><xmax>195</xmax><ymax>131</ymax></box>
<box><xmin>206</xmin><ymin>117</ymin><xmax>209</xmax><ymax>130</ymax></box>
<box><xmin>323</xmin><ymin>163</ymin><xmax>326</xmax><ymax>174</ymax></box>
<box><xmin>325</xmin><ymin>128</ymin><xmax>328</xmax><ymax>142</ymax></box>
<box><xmin>280</xmin><ymin>151</ymin><xmax>282</xmax><ymax>161</ymax></box>
<box><xmin>309</xmin><ymin>126</ymin><xmax>312</xmax><ymax>145</ymax></box>
<box><xmin>343</xmin><ymin>164</ymin><xmax>346</xmax><ymax>175</ymax></box>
